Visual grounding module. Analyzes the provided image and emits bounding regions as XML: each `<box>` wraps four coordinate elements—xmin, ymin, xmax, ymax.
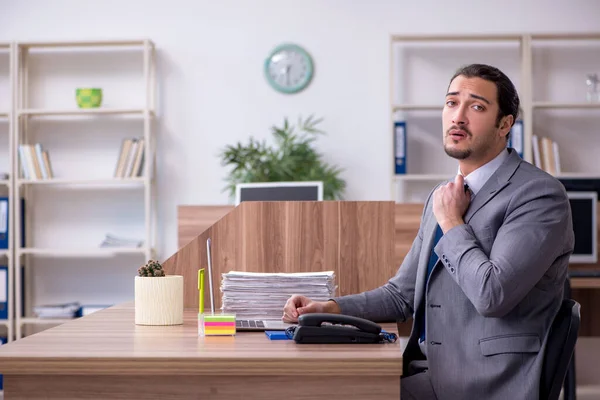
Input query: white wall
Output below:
<box><xmin>0</xmin><ymin>0</ymin><xmax>599</xmax><ymax>307</ymax></box>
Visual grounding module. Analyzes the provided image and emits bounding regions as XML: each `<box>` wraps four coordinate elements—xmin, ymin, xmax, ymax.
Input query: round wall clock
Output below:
<box><xmin>264</xmin><ymin>43</ymin><xmax>314</xmax><ymax>94</ymax></box>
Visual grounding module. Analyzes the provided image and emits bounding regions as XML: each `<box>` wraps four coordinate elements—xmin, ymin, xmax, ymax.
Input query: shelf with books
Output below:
<box><xmin>389</xmin><ymin>34</ymin><xmax>523</xmax><ymax>202</ymax></box>
<box><xmin>530</xmin><ymin>109</ymin><xmax>600</xmax><ymax>178</ymax></box>
<box><xmin>390</xmin><ymin>32</ymin><xmax>600</xmax><ymax>203</ymax></box>
<box><xmin>16</xmin><ymin>143</ymin><xmax>54</xmax><ymax>181</ymax></box>
<box><xmin>0</xmin><ymin>42</ymin><xmax>14</xmax><ymax>344</ymax></box>
<box><xmin>16</xmin><ymin>134</ymin><xmax>147</xmax><ymax>182</ymax></box>
<box><xmin>528</xmin><ymin>34</ymin><xmax>600</xmax><ymax>181</ymax></box>
<box><xmin>12</xmin><ymin>39</ymin><xmax>156</xmax><ymax>340</ymax></box>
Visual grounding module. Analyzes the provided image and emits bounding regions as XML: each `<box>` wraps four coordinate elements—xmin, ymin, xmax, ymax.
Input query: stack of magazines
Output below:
<box><xmin>99</xmin><ymin>233</ymin><xmax>144</xmax><ymax>248</ymax></box>
<box><xmin>220</xmin><ymin>271</ymin><xmax>337</xmax><ymax>320</ymax></box>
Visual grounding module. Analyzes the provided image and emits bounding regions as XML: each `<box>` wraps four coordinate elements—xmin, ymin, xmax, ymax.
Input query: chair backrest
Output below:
<box><xmin>540</xmin><ymin>298</ymin><xmax>581</xmax><ymax>400</ymax></box>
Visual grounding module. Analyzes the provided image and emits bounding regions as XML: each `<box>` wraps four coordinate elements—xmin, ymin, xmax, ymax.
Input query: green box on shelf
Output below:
<box><xmin>76</xmin><ymin>88</ymin><xmax>102</xmax><ymax>108</ymax></box>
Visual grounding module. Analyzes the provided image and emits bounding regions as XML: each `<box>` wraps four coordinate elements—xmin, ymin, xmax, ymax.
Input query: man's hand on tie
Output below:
<box><xmin>433</xmin><ymin>174</ymin><xmax>471</xmax><ymax>234</ymax></box>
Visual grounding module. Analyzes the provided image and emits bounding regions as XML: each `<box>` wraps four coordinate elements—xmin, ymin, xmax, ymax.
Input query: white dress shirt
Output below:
<box><xmin>458</xmin><ymin>148</ymin><xmax>510</xmax><ymax>198</ymax></box>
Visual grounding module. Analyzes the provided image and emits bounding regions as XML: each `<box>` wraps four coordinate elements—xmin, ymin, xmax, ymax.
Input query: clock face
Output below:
<box><xmin>264</xmin><ymin>44</ymin><xmax>314</xmax><ymax>94</ymax></box>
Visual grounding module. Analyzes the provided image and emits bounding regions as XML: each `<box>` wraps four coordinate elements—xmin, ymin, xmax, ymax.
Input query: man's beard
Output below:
<box><xmin>444</xmin><ymin>145</ymin><xmax>472</xmax><ymax>160</ymax></box>
<box><xmin>444</xmin><ymin>126</ymin><xmax>472</xmax><ymax>159</ymax></box>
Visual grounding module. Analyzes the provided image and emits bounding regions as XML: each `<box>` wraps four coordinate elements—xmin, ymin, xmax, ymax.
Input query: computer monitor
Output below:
<box><xmin>567</xmin><ymin>191</ymin><xmax>598</xmax><ymax>264</ymax></box>
<box><xmin>559</xmin><ymin>178</ymin><xmax>600</xmax><ymax>199</ymax></box>
<box><xmin>234</xmin><ymin>181</ymin><xmax>323</xmax><ymax>206</ymax></box>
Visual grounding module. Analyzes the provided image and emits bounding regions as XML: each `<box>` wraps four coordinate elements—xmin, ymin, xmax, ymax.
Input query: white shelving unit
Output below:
<box><xmin>390</xmin><ymin>33</ymin><xmax>600</xmax><ymax>202</ymax></box>
<box><xmin>11</xmin><ymin>39</ymin><xmax>157</xmax><ymax>338</ymax></box>
<box><xmin>528</xmin><ymin>33</ymin><xmax>600</xmax><ymax>182</ymax></box>
<box><xmin>0</xmin><ymin>42</ymin><xmax>15</xmax><ymax>345</ymax></box>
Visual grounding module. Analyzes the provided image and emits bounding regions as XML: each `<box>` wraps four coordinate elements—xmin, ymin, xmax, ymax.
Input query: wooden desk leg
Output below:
<box><xmin>5</xmin><ymin>375</ymin><xmax>400</xmax><ymax>399</ymax></box>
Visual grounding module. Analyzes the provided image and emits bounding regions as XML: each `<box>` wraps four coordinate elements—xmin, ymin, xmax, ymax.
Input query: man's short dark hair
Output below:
<box><xmin>449</xmin><ymin>64</ymin><xmax>520</xmax><ymax>141</ymax></box>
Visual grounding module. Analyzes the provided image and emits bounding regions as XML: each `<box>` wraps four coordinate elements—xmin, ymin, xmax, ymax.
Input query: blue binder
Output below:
<box><xmin>507</xmin><ymin>120</ymin><xmax>524</xmax><ymax>158</ymax></box>
<box><xmin>0</xmin><ymin>197</ymin><xmax>26</xmax><ymax>249</ymax></box>
<box><xmin>0</xmin><ymin>265</ymin><xmax>6</xmax><ymax>320</ymax></box>
<box><xmin>394</xmin><ymin>121</ymin><xmax>407</xmax><ymax>174</ymax></box>
<box><xmin>0</xmin><ymin>197</ymin><xmax>7</xmax><ymax>249</ymax></box>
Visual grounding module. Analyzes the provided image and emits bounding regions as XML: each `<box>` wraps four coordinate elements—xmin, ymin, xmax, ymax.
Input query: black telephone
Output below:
<box><xmin>289</xmin><ymin>313</ymin><xmax>396</xmax><ymax>344</ymax></box>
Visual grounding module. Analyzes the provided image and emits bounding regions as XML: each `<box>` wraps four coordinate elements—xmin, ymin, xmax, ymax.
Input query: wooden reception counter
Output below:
<box><xmin>0</xmin><ymin>303</ymin><xmax>405</xmax><ymax>399</ymax></box>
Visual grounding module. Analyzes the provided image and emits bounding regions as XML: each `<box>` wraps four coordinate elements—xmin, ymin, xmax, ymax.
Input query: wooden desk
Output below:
<box><xmin>177</xmin><ymin>204</ymin><xmax>600</xmax><ymax>337</ymax></box>
<box><xmin>0</xmin><ymin>303</ymin><xmax>405</xmax><ymax>399</ymax></box>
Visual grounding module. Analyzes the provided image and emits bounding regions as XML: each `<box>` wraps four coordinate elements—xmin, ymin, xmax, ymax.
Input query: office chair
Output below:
<box><xmin>539</xmin><ymin>295</ymin><xmax>581</xmax><ymax>400</ymax></box>
<box><xmin>563</xmin><ymin>278</ymin><xmax>577</xmax><ymax>400</ymax></box>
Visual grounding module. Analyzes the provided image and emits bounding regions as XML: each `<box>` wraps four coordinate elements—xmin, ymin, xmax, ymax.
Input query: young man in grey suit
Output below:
<box><xmin>283</xmin><ymin>64</ymin><xmax>574</xmax><ymax>400</ymax></box>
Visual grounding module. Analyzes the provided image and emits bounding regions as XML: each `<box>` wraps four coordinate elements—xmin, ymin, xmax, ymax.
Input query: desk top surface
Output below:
<box><xmin>0</xmin><ymin>302</ymin><xmax>405</xmax><ymax>376</ymax></box>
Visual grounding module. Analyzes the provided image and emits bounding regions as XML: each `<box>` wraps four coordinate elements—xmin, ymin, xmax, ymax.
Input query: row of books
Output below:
<box><xmin>114</xmin><ymin>138</ymin><xmax>145</xmax><ymax>178</ymax></box>
<box><xmin>18</xmin><ymin>143</ymin><xmax>55</xmax><ymax>180</ymax></box>
<box><xmin>532</xmin><ymin>135</ymin><xmax>561</xmax><ymax>176</ymax></box>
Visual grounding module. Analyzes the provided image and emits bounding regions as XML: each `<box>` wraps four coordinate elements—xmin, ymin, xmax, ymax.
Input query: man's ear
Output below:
<box><xmin>499</xmin><ymin>115</ymin><xmax>514</xmax><ymax>139</ymax></box>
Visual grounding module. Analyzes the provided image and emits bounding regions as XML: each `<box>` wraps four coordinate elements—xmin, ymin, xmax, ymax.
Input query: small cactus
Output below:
<box><xmin>138</xmin><ymin>259</ymin><xmax>166</xmax><ymax>277</ymax></box>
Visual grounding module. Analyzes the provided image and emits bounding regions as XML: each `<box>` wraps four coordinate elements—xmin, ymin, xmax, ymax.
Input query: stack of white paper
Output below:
<box><xmin>220</xmin><ymin>271</ymin><xmax>337</xmax><ymax>320</ymax></box>
<box><xmin>99</xmin><ymin>233</ymin><xmax>144</xmax><ymax>248</ymax></box>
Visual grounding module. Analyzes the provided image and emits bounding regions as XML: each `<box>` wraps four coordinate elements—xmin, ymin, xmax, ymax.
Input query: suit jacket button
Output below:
<box><xmin>450</xmin><ymin>267</ymin><xmax>455</xmax><ymax>273</ymax></box>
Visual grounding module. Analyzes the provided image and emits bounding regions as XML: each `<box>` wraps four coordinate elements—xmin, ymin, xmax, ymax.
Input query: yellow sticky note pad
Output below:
<box><xmin>199</xmin><ymin>313</ymin><xmax>236</xmax><ymax>336</ymax></box>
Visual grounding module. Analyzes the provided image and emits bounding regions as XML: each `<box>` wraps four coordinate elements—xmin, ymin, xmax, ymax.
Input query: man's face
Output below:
<box><xmin>442</xmin><ymin>75</ymin><xmax>510</xmax><ymax>161</ymax></box>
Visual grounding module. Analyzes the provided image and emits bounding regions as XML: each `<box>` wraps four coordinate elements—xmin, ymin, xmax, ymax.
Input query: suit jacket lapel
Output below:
<box><xmin>464</xmin><ymin>149</ymin><xmax>521</xmax><ymax>223</ymax></box>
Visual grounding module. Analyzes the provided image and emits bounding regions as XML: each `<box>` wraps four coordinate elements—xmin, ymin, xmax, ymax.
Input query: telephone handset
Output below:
<box><xmin>289</xmin><ymin>313</ymin><xmax>397</xmax><ymax>344</ymax></box>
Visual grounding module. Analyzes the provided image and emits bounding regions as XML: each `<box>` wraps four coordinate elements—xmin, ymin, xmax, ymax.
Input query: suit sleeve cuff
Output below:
<box><xmin>434</xmin><ymin>224</ymin><xmax>478</xmax><ymax>277</ymax></box>
<box><xmin>329</xmin><ymin>295</ymin><xmax>363</xmax><ymax>316</ymax></box>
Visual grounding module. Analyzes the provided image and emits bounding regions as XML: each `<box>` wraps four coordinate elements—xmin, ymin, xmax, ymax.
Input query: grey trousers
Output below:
<box><xmin>401</xmin><ymin>370</ymin><xmax>438</xmax><ymax>400</ymax></box>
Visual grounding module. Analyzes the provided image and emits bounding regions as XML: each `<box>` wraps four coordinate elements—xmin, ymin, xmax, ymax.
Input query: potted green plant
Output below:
<box><xmin>134</xmin><ymin>260</ymin><xmax>183</xmax><ymax>326</ymax></box>
<box><xmin>219</xmin><ymin>115</ymin><xmax>346</xmax><ymax>201</ymax></box>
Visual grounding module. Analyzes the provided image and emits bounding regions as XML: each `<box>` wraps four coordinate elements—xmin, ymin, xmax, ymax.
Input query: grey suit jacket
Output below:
<box><xmin>334</xmin><ymin>149</ymin><xmax>574</xmax><ymax>400</ymax></box>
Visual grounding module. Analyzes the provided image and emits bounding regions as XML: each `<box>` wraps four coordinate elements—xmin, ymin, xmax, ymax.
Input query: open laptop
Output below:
<box><xmin>206</xmin><ymin>238</ymin><xmax>294</xmax><ymax>331</ymax></box>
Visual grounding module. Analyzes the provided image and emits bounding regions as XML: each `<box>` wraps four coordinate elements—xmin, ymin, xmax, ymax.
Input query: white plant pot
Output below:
<box><xmin>134</xmin><ymin>275</ymin><xmax>184</xmax><ymax>325</ymax></box>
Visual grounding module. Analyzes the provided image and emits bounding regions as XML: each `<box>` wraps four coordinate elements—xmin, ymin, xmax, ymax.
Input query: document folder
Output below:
<box><xmin>394</xmin><ymin>121</ymin><xmax>407</xmax><ymax>174</ymax></box>
<box><xmin>0</xmin><ymin>197</ymin><xmax>7</xmax><ymax>249</ymax></box>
